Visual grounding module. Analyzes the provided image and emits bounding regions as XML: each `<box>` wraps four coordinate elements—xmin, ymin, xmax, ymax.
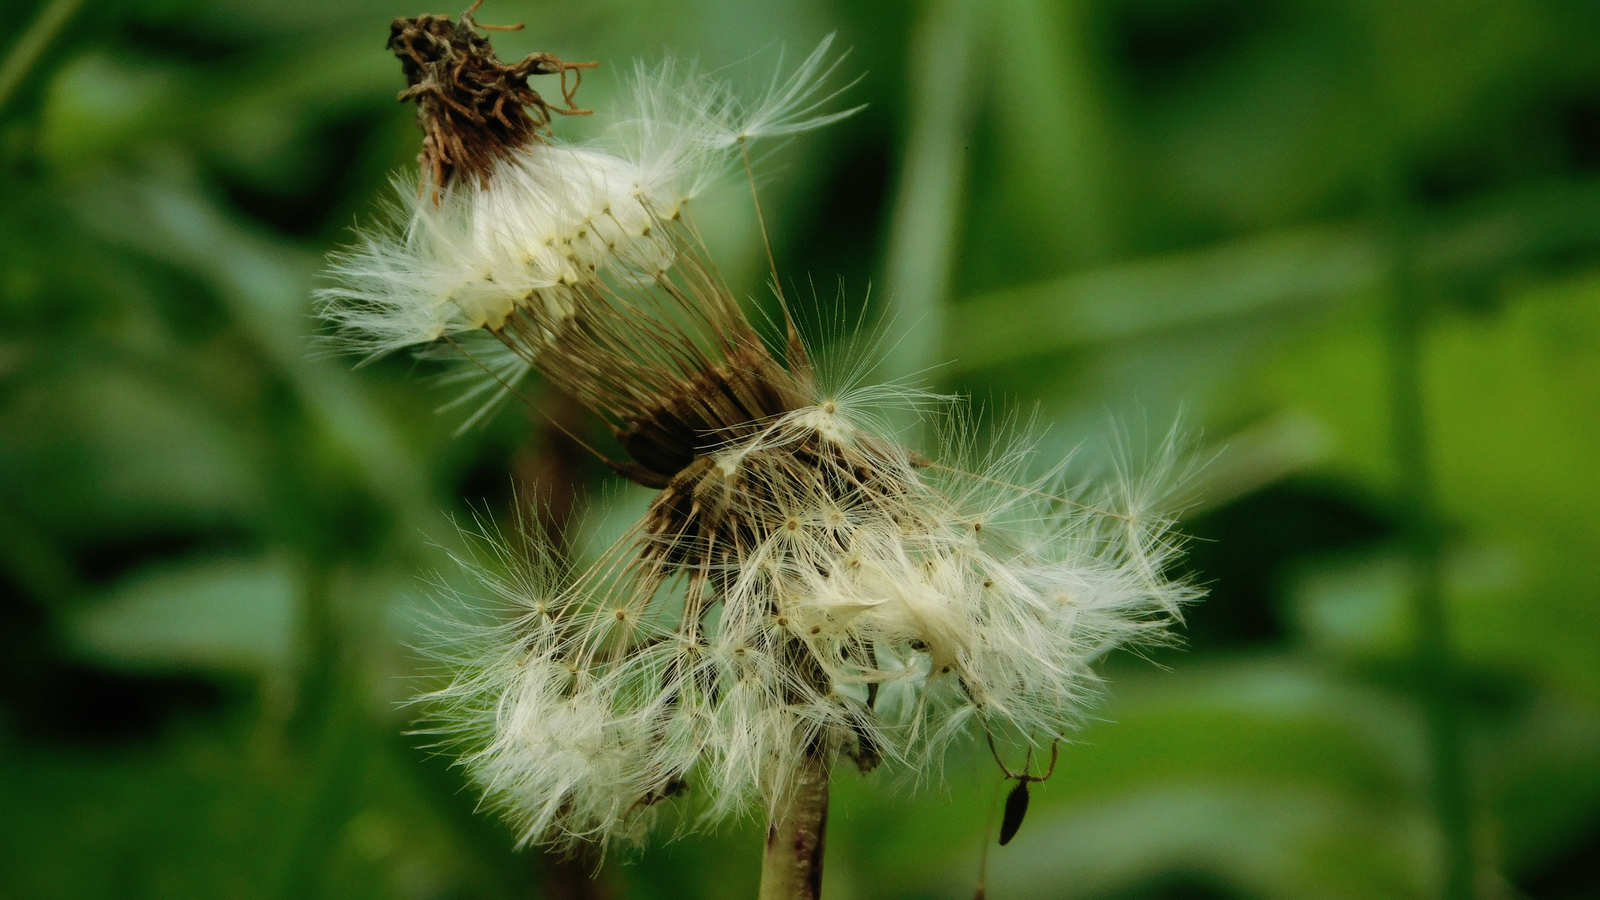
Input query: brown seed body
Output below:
<box><xmin>998</xmin><ymin>781</ymin><xmax>1030</xmax><ymax>846</ymax></box>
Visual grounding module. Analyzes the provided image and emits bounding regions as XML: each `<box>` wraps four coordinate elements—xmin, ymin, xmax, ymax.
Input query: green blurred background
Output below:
<box><xmin>3</xmin><ymin>0</ymin><xmax>1599</xmax><ymax>897</ymax></box>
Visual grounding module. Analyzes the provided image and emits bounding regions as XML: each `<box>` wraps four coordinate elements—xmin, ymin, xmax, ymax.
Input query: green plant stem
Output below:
<box><xmin>0</xmin><ymin>0</ymin><xmax>86</xmax><ymax>113</ymax></box>
<box><xmin>880</xmin><ymin>0</ymin><xmax>985</xmax><ymax>388</ymax></box>
<box><xmin>758</xmin><ymin>751</ymin><xmax>832</xmax><ymax>900</ymax></box>
<box><xmin>1386</xmin><ymin>218</ymin><xmax>1475</xmax><ymax>900</ymax></box>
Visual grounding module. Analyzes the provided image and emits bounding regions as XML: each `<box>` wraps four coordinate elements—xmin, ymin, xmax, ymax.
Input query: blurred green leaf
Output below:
<box><xmin>70</xmin><ymin>554</ymin><xmax>298</xmax><ymax>674</ymax></box>
<box><xmin>0</xmin><ymin>364</ymin><xmax>266</xmax><ymax>535</ymax></box>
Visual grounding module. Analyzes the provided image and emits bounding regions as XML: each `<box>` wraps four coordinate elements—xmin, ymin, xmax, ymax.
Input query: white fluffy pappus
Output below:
<box><xmin>416</xmin><ymin>384</ymin><xmax>1200</xmax><ymax>850</ymax></box>
<box><xmin>318</xmin><ymin>36</ymin><xmax>861</xmax><ymax>360</ymax></box>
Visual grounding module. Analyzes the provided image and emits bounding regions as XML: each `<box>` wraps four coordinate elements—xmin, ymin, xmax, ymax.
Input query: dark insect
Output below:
<box><xmin>986</xmin><ymin>733</ymin><xmax>1059</xmax><ymax>847</ymax></box>
<box><xmin>998</xmin><ymin>780</ymin><xmax>1030</xmax><ymax>846</ymax></box>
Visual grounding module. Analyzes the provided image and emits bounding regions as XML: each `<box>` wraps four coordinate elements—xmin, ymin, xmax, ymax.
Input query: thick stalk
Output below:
<box><xmin>758</xmin><ymin>751</ymin><xmax>832</xmax><ymax>900</ymax></box>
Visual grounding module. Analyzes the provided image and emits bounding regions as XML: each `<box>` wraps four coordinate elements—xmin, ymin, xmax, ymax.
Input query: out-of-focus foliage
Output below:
<box><xmin>2</xmin><ymin>0</ymin><xmax>1598</xmax><ymax>898</ymax></box>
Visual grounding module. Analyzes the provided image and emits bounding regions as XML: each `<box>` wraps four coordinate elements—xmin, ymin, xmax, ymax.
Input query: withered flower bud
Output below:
<box><xmin>388</xmin><ymin>2</ymin><xmax>594</xmax><ymax>188</ymax></box>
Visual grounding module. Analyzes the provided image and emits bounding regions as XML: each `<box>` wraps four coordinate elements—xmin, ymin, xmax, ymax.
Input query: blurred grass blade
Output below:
<box><xmin>951</xmin><ymin>224</ymin><xmax>1382</xmax><ymax>370</ymax></box>
<box><xmin>70</xmin><ymin>555</ymin><xmax>299</xmax><ymax>674</ymax></box>
<box><xmin>0</xmin><ymin>0</ymin><xmax>85</xmax><ymax>113</ymax></box>
<box><xmin>990</xmin><ymin>0</ymin><xmax>1115</xmax><ymax>266</ymax></box>
<box><xmin>949</xmin><ymin>177</ymin><xmax>1600</xmax><ymax>371</ymax></box>
<box><xmin>880</xmin><ymin>0</ymin><xmax>987</xmax><ymax>386</ymax></box>
<box><xmin>1384</xmin><ymin>208</ymin><xmax>1476</xmax><ymax>900</ymax></box>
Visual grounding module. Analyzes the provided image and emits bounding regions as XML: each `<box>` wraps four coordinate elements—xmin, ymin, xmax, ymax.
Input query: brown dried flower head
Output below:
<box><xmin>388</xmin><ymin>0</ymin><xmax>595</xmax><ymax>188</ymax></box>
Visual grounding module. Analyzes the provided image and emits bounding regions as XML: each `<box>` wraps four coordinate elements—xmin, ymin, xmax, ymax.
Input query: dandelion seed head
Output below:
<box><xmin>351</xmin><ymin>15</ymin><xmax>1197</xmax><ymax>855</ymax></box>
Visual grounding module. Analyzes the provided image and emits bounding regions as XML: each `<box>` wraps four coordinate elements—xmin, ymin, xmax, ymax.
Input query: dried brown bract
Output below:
<box><xmin>388</xmin><ymin>0</ymin><xmax>595</xmax><ymax>188</ymax></box>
